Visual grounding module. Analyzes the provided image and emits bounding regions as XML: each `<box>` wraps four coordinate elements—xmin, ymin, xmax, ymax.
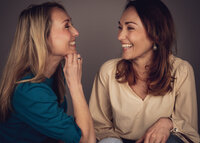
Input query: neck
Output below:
<box><xmin>44</xmin><ymin>55</ymin><xmax>63</xmax><ymax>78</ymax></box>
<box><xmin>133</xmin><ymin>49</ymin><xmax>153</xmax><ymax>77</ymax></box>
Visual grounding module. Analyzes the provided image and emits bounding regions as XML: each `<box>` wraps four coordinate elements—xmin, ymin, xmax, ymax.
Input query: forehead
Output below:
<box><xmin>50</xmin><ymin>7</ymin><xmax>70</xmax><ymax>23</ymax></box>
<box><xmin>120</xmin><ymin>7</ymin><xmax>140</xmax><ymax>22</ymax></box>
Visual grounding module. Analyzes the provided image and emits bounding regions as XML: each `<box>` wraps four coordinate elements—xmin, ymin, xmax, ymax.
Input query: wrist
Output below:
<box><xmin>159</xmin><ymin>117</ymin><xmax>173</xmax><ymax>130</ymax></box>
<box><xmin>65</xmin><ymin>77</ymin><xmax>82</xmax><ymax>87</ymax></box>
<box><xmin>68</xmin><ymin>82</ymin><xmax>84</xmax><ymax>96</ymax></box>
<box><xmin>68</xmin><ymin>82</ymin><xmax>82</xmax><ymax>90</ymax></box>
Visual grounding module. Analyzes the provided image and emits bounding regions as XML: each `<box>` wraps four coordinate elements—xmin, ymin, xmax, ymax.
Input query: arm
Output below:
<box><xmin>136</xmin><ymin>117</ymin><xmax>173</xmax><ymax>143</ymax></box>
<box><xmin>89</xmin><ymin>62</ymin><xmax>121</xmax><ymax>141</ymax></box>
<box><xmin>63</xmin><ymin>54</ymin><xmax>95</xmax><ymax>143</ymax></box>
<box><xmin>13</xmin><ymin>84</ymin><xmax>82</xmax><ymax>143</ymax></box>
<box><xmin>170</xmin><ymin>61</ymin><xmax>199</xmax><ymax>142</ymax></box>
<box><xmin>137</xmin><ymin>61</ymin><xmax>199</xmax><ymax>143</ymax></box>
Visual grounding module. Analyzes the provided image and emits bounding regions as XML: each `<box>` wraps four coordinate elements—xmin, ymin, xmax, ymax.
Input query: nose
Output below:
<box><xmin>71</xmin><ymin>26</ymin><xmax>79</xmax><ymax>37</ymax></box>
<box><xmin>118</xmin><ymin>29</ymin><xmax>126</xmax><ymax>41</ymax></box>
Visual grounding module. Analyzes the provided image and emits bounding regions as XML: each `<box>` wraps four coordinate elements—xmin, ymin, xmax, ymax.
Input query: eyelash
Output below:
<box><xmin>65</xmin><ymin>24</ymin><xmax>70</xmax><ymax>29</ymax></box>
<box><xmin>118</xmin><ymin>26</ymin><xmax>122</xmax><ymax>30</ymax></box>
<box><xmin>118</xmin><ymin>26</ymin><xmax>135</xmax><ymax>30</ymax></box>
<box><xmin>65</xmin><ymin>22</ymin><xmax>74</xmax><ymax>29</ymax></box>
<box><xmin>127</xmin><ymin>27</ymin><xmax>135</xmax><ymax>30</ymax></box>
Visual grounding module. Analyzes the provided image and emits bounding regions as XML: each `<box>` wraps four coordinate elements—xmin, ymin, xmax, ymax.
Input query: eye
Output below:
<box><xmin>127</xmin><ymin>27</ymin><xmax>135</xmax><ymax>30</ymax></box>
<box><xmin>65</xmin><ymin>23</ymin><xmax>70</xmax><ymax>29</ymax></box>
<box><xmin>118</xmin><ymin>26</ymin><xmax>122</xmax><ymax>30</ymax></box>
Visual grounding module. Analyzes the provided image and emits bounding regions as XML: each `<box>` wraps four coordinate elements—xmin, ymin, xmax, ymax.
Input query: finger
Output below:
<box><xmin>153</xmin><ymin>138</ymin><xmax>162</xmax><ymax>143</ymax></box>
<box><xmin>144</xmin><ymin>133</ymin><xmax>151</xmax><ymax>143</ymax></box>
<box><xmin>77</xmin><ymin>54</ymin><xmax>82</xmax><ymax>66</ymax></box>
<box><xmin>67</xmin><ymin>54</ymin><xmax>72</xmax><ymax>65</ymax></box>
<box><xmin>136</xmin><ymin>136</ymin><xmax>144</xmax><ymax>143</ymax></box>
<box><xmin>63</xmin><ymin>56</ymin><xmax>67</xmax><ymax>65</ymax></box>
<box><xmin>77</xmin><ymin>54</ymin><xmax>81</xmax><ymax>60</ymax></box>
<box><xmin>149</xmin><ymin>133</ymin><xmax>156</xmax><ymax>143</ymax></box>
<box><xmin>156</xmin><ymin>135</ymin><xmax>164</xmax><ymax>143</ymax></box>
<box><xmin>79</xmin><ymin>58</ymin><xmax>82</xmax><ymax>70</ymax></box>
<box><xmin>77</xmin><ymin>54</ymin><xmax>82</xmax><ymax>79</ymax></box>
<box><xmin>63</xmin><ymin>55</ymin><xmax>69</xmax><ymax>70</ymax></box>
<box><xmin>73</xmin><ymin>53</ymin><xmax>77</xmax><ymax>64</ymax></box>
<box><xmin>161</xmin><ymin>135</ymin><xmax>168</xmax><ymax>143</ymax></box>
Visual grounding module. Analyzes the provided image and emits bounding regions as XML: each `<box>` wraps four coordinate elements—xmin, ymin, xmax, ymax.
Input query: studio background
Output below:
<box><xmin>0</xmin><ymin>0</ymin><xmax>199</xmax><ymax>132</ymax></box>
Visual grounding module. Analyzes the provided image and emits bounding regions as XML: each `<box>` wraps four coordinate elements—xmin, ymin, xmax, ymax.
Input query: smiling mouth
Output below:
<box><xmin>122</xmin><ymin>43</ymin><xmax>133</xmax><ymax>49</ymax></box>
<box><xmin>69</xmin><ymin>41</ymin><xmax>76</xmax><ymax>46</ymax></box>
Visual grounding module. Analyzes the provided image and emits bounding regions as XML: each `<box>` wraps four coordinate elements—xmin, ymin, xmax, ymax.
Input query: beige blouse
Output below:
<box><xmin>89</xmin><ymin>56</ymin><xmax>200</xmax><ymax>143</ymax></box>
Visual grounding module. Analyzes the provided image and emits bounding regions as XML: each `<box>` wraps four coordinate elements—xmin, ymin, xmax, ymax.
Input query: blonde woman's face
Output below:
<box><xmin>48</xmin><ymin>7</ymin><xmax>79</xmax><ymax>57</ymax></box>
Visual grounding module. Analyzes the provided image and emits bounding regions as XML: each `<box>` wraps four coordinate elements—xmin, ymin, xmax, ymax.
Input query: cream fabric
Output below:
<box><xmin>89</xmin><ymin>56</ymin><xmax>200</xmax><ymax>143</ymax></box>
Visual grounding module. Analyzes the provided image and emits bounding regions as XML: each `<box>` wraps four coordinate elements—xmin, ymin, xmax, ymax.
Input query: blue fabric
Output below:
<box><xmin>0</xmin><ymin>74</ymin><xmax>81</xmax><ymax>143</ymax></box>
<box><xmin>166</xmin><ymin>134</ymin><xmax>184</xmax><ymax>143</ymax></box>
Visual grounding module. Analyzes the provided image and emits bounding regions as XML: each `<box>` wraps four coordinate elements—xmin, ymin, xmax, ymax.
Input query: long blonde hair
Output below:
<box><xmin>0</xmin><ymin>2</ymin><xmax>67</xmax><ymax>121</ymax></box>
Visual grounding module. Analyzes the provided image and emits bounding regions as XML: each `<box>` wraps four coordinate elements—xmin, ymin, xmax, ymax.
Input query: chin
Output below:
<box><xmin>122</xmin><ymin>55</ymin><xmax>133</xmax><ymax>60</ymax></box>
<box><xmin>71</xmin><ymin>50</ymin><xmax>77</xmax><ymax>54</ymax></box>
<box><xmin>65</xmin><ymin>50</ymin><xmax>77</xmax><ymax>55</ymax></box>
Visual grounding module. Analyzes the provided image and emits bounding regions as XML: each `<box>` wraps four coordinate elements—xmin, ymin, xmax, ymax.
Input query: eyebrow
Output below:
<box><xmin>118</xmin><ymin>21</ymin><xmax>137</xmax><ymax>25</ymax></box>
<box><xmin>62</xmin><ymin>18</ymin><xmax>72</xmax><ymax>23</ymax></box>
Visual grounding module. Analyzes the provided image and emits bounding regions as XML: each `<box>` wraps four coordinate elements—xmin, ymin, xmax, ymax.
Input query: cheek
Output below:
<box><xmin>48</xmin><ymin>34</ymin><xmax>72</xmax><ymax>56</ymax></box>
<box><xmin>142</xmin><ymin>36</ymin><xmax>153</xmax><ymax>50</ymax></box>
<box><xmin>128</xmin><ymin>33</ymin><xmax>137</xmax><ymax>44</ymax></box>
<box><xmin>129</xmin><ymin>32</ymin><xmax>151</xmax><ymax>48</ymax></box>
<box><xmin>51</xmin><ymin>32</ymin><xmax>71</xmax><ymax>49</ymax></box>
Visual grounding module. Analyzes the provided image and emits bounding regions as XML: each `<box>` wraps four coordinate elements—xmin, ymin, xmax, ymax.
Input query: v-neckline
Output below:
<box><xmin>125</xmin><ymin>82</ymin><xmax>150</xmax><ymax>102</ymax></box>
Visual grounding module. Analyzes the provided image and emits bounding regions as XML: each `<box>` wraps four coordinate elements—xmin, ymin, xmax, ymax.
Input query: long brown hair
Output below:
<box><xmin>0</xmin><ymin>2</ymin><xmax>67</xmax><ymax>121</ymax></box>
<box><xmin>116</xmin><ymin>0</ymin><xmax>176</xmax><ymax>95</ymax></box>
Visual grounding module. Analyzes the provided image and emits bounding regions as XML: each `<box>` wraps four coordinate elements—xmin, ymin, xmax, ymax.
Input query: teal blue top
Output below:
<box><xmin>0</xmin><ymin>74</ymin><xmax>81</xmax><ymax>143</ymax></box>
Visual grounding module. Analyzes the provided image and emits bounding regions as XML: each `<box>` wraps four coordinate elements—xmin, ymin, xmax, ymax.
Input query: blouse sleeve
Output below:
<box><xmin>13</xmin><ymin>82</ymin><xmax>81</xmax><ymax>143</ymax></box>
<box><xmin>89</xmin><ymin>65</ymin><xmax>120</xmax><ymax>141</ymax></box>
<box><xmin>171</xmin><ymin>61</ymin><xmax>200</xmax><ymax>142</ymax></box>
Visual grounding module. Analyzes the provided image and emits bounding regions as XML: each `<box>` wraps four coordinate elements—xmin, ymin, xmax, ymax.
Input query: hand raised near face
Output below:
<box><xmin>63</xmin><ymin>53</ymin><xmax>82</xmax><ymax>86</ymax></box>
<box><xmin>136</xmin><ymin>117</ymin><xmax>173</xmax><ymax>143</ymax></box>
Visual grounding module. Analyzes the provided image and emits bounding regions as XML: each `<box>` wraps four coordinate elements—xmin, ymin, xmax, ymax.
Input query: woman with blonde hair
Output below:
<box><xmin>89</xmin><ymin>0</ymin><xmax>199</xmax><ymax>143</ymax></box>
<box><xmin>0</xmin><ymin>2</ymin><xmax>95</xmax><ymax>143</ymax></box>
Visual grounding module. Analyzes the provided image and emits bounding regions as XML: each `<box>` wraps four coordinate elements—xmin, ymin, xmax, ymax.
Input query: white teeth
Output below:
<box><xmin>122</xmin><ymin>44</ymin><xmax>133</xmax><ymax>48</ymax></box>
<box><xmin>70</xmin><ymin>41</ymin><xmax>76</xmax><ymax>46</ymax></box>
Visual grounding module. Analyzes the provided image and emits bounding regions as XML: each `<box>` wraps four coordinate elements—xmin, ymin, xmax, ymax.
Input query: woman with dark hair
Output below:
<box><xmin>89</xmin><ymin>0</ymin><xmax>199</xmax><ymax>143</ymax></box>
<box><xmin>0</xmin><ymin>2</ymin><xmax>95</xmax><ymax>143</ymax></box>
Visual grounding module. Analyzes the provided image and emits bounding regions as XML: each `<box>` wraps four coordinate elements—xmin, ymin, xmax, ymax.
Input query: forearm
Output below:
<box><xmin>68</xmin><ymin>83</ymin><xmax>95</xmax><ymax>143</ymax></box>
<box><xmin>89</xmin><ymin>76</ymin><xmax>119</xmax><ymax>141</ymax></box>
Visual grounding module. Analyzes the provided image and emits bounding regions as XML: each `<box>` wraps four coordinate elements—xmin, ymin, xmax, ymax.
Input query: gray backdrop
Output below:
<box><xmin>0</xmin><ymin>0</ymin><xmax>199</xmax><ymax>133</ymax></box>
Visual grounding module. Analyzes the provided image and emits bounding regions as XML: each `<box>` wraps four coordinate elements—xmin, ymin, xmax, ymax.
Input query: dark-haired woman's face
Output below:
<box><xmin>118</xmin><ymin>7</ymin><xmax>153</xmax><ymax>61</ymax></box>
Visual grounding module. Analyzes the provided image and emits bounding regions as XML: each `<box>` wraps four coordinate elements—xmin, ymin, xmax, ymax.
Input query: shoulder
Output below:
<box><xmin>171</xmin><ymin>55</ymin><xmax>195</xmax><ymax>89</ymax></box>
<box><xmin>99</xmin><ymin>58</ymin><xmax>121</xmax><ymax>75</ymax></box>
<box><xmin>14</xmin><ymin>80</ymin><xmax>57</xmax><ymax>103</ymax></box>
<box><xmin>171</xmin><ymin>55</ymin><xmax>194</xmax><ymax>76</ymax></box>
<box><xmin>95</xmin><ymin>58</ymin><xmax>121</xmax><ymax>82</ymax></box>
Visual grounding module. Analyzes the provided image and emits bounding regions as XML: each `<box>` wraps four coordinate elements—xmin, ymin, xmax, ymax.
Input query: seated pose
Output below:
<box><xmin>0</xmin><ymin>2</ymin><xmax>95</xmax><ymax>143</ymax></box>
<box><xmin>89</xmin><ymin>0</ymin><xmax>199</xmax><ymax>143</ymax></box>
